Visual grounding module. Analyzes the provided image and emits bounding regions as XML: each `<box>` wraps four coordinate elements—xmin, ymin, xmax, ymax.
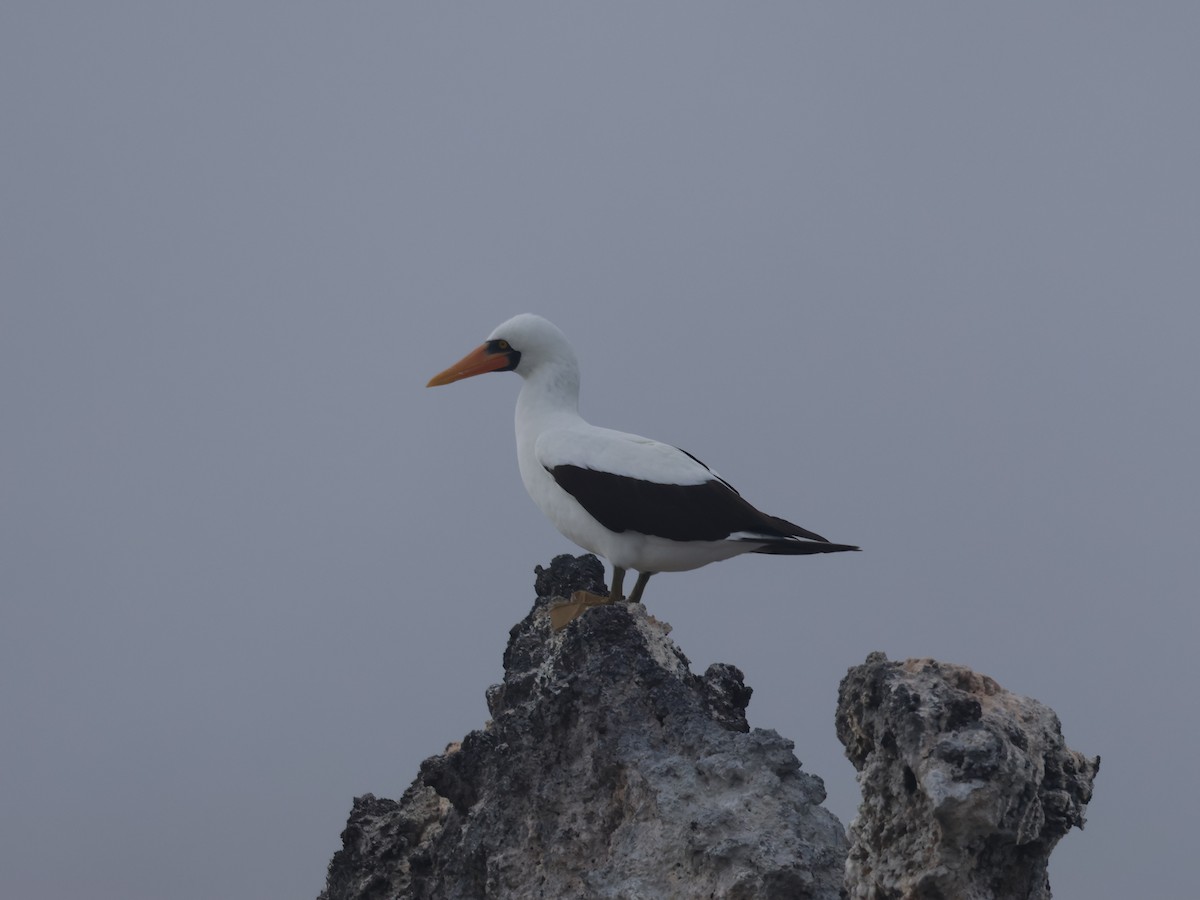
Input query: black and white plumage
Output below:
<box><xmin>427</xmin><ymin>314</ymin><xmax>858</xmax><ymax>604</ymax></box>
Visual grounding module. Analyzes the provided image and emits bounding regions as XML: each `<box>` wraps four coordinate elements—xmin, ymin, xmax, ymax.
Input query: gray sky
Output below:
<box><xmin>3</xmin><ymin>5</ymin><xmax>1196</xmax><ymax>898</ymax></box>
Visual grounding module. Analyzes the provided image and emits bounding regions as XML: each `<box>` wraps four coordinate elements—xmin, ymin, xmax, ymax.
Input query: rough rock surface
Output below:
<box><xmin>836</xmin><ymin>651</ymin><xmax>1100</xmax><ymax>900</ymax></box>
<box><xmin>319</xmin><ymin>554</ymin><xmax>847</xmax><ymax>900</ymax></box>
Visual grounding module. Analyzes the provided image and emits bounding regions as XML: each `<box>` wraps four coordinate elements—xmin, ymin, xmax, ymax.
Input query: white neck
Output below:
<box><xmin>515</xmin><ymin>357</ymin><xmax>584</xmax><ymax>434</ymax></box>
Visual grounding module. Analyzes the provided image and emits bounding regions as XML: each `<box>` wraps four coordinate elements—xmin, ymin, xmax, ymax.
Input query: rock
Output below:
<box><xmin>836</xmin><ymin>652</ymin><xmax>1100</xmax><ymax>900</ymax></box>
<box><xmin>319</xmin><ymin>554</ymin><xmax>848</xmax><ymax>900</ymax></box>
<box><xmin>319</xmin><ymin>562</ymin><xmax>1102</xmax><ymax>900</ymax></box>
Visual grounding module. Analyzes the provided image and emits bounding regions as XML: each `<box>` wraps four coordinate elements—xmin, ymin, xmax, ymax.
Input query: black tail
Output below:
<box><xmin>743</xmin><ymin>511</ymin><xmax>860</xmax><ymax>555</ymax></box>
<box><xmin>749</xmin><ymin>539</ymin><xmax>860</xmax><ymax>555</ymax></box>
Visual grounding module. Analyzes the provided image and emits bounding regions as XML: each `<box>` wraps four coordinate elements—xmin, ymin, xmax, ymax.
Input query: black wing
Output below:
<box><xmin>547</xmin><ymin>462</ymin><xmax>849</xmax><ymax>550</ymax></box>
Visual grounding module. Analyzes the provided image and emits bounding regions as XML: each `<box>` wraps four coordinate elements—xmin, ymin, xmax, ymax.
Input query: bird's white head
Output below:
<box><xmin>426</xmin><ymin>313</ymin><xmax>578</xmax><ymax>387</ymax></box>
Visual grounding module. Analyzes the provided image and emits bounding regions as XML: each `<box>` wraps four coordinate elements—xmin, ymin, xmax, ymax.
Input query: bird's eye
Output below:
<box><xmin>496</xmin><ymin>340</ymin><xmax>510</xmax><ymax>351</ymax></box>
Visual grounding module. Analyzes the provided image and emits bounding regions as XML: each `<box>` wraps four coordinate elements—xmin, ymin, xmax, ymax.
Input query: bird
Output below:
<box><xmin>427</xmin><ymin>314</ymin><xmax>858</xmax><ymax>621</ymax></box>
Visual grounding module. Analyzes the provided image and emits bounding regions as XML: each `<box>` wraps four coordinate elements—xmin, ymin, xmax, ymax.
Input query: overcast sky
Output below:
<box><xmin>3</xmin><ymin>5</ymin><xmax>1197</xmax><ymax>898</ymax></box>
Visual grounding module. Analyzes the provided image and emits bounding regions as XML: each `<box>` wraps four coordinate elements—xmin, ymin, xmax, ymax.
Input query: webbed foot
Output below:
<box><xmin>548</xmin><ymin>590</ymin><xmax>614</xmax><ymax>631</ymax></box>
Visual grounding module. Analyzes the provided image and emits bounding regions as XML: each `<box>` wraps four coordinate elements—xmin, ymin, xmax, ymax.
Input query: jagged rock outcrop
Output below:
<box><xmin>319</xmin><ymin>558</ymin><xmax>1100</xmax><ymax>899</ymax></box>
<box><xmin>320</xmin><ymin>554</ymin><xmax>847</xmax><ymax>900</ymax></box>
<box><xmin>836</xmin><ymin>652</ymin><xmax>1100</xmax><ymax>900</ymax></box>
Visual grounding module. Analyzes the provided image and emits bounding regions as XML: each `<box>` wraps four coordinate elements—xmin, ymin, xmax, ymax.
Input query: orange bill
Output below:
<box><xmin>427</xmin><ymin>343</ymin><xmax>511</xmax><ymax>387</ymax></box>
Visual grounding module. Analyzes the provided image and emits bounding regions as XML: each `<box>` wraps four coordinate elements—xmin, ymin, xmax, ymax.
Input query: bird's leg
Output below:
<box><xmin>549</xmin><ymin>566</ymin><xmax>624</xmax><ymax>631</ymax></box>
<box><xmin>609</xmin><ymin>566</ymin><xmax>626</xmax><ymax>602</ymax></box>
<box><xmin>628</xmin><ymin>571</ymin><xmax>653</xmax><ymax>604</ymax></box>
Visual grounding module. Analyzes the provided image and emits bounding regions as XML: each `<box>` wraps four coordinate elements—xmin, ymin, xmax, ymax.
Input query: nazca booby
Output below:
<box><xmin>427</xmin><ymin>314</ymin><xmax>858</xmax><ymax>613</ymax></box>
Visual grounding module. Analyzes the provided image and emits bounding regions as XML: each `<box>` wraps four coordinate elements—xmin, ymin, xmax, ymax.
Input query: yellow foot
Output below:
<box><xmin>548</xmin><ymin>590</ymin><xmax>613</xmax><ymax>631</ymax></box>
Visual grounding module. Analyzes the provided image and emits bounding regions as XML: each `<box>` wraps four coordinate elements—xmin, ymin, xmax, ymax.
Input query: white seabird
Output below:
<box><xmin>427</xmin><ymin>313</ymin><xmax>858</xmax><ymax>610</ymax></box>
